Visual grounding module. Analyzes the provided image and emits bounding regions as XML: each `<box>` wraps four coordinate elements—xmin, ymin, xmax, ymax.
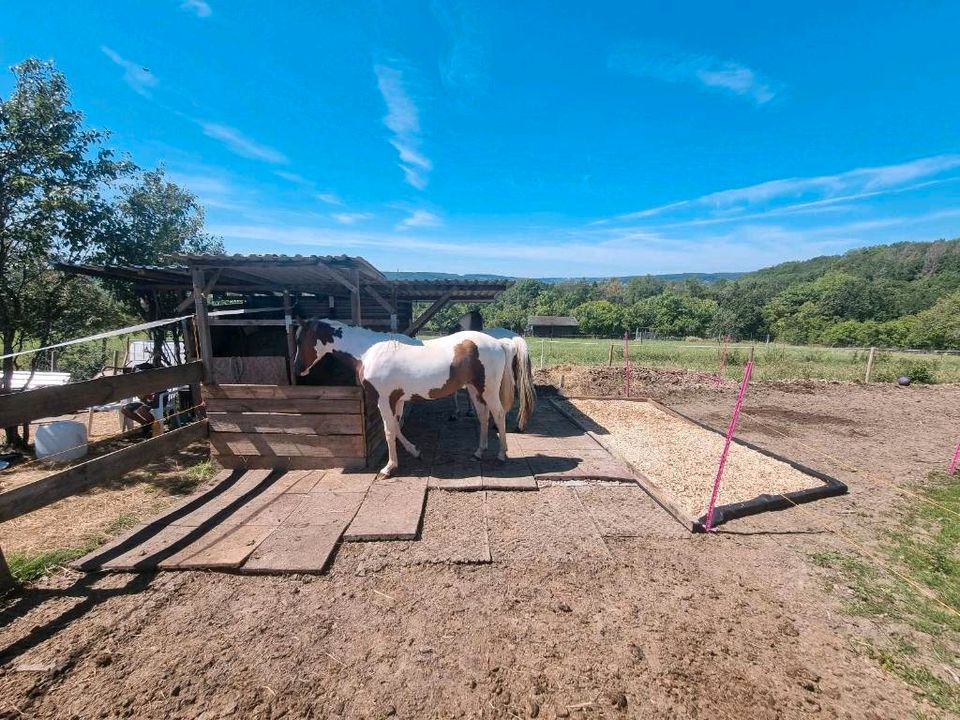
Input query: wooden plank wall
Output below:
<box><xmin>205</xmin><ymin>384</ymin><xmax>369</xmax><ymax>470</ymax></box>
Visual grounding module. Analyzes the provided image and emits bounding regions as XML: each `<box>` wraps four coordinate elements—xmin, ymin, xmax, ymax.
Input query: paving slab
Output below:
<box><xmin>286</xmin><ymin>469</ymin><xmax>325</xmax><ymax>493</ymax></box>
<box><xmin>311</xmin><ymin>470</ymin><xmax>376</xmax><ymax>494</ymax></box>
<box><xmin>574</xmin><ymin>486</ymin><xmax>689</xmax><ymax>538</ymax></box>
<box><xmin>485</xmin><ymin>486</ymin><xmax>610</xmax><ymax>562</ymax></box>
<box><xmin>343</xmin><ymin>477</ymin><xmax>428</xmax><ymax>541</ymax></box>
<box><xmin>353</xmin><ymin>490</ymin><xmax>491</xmax><ymax>573</ymax></box>
<box><xmin>428</xmin><ymin>459</ymin><xmax>483</xmax><ymax>491</ymax></box>
<box><xmin>283</xmin><ymin>489</ymin><xmax>367</xmax><ymax>526</ymax></box>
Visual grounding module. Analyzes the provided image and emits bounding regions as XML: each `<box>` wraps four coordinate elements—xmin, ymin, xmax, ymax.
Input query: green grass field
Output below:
<box><xmin>526</xmin><ymin>337</ymin><xmax>960</xmax><ymax>384</ymax></box>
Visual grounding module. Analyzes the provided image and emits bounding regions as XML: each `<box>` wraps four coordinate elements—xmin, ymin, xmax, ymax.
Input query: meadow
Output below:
<box><xmin>525</xmin><ymin>336</ymin><xmax>960</xmax><ymax>384</ymax></box>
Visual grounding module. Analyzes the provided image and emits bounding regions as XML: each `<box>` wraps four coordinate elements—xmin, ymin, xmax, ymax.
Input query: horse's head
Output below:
<box><xmin>294</xmin><ymin>319</ymin><xmax>344</xmax><ymax>376</ymax></box>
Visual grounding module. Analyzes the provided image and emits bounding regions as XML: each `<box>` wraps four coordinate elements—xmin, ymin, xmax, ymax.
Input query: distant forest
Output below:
<box><xmin>427</xmin><ymin>239</ymin><xmax>960</xmax><ymax>349</ymax></box>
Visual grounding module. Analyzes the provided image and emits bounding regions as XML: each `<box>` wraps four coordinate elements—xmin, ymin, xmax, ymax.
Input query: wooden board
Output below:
<box><xmin>240</xmin><ymin>522</ymin><xmax>350</xmax><ymax>574</ymax></box>
<box><xmin>0</xmin><ymin>421</ymin><xmax>209</xmax><ymax>523</ymax></box>
<box><xmin>216</xmin><ymin>455</ymin><xmax>366</xmax><ymax>470</ymax></box>
<box><xmin>342</xmin><ymin>477</ymin><xmax>428</xmax><ymax>541</ymax></box>
<box><xmin>0</xmin><ymin>362</ymin><xmax>202</xmax><ymax>427</ymax></box>
<box><xmin>209</xmin><ymin>432</ymin><xmax>363</xmax><ymax>457</ymax></box>
<box><xmin>208</xmin><ymin>412</ymin><xmax>362</xmax><ymax>435</ymax></box>
<box><xmin>159</xmin><ymin>524</ymin><xmax>276</xmax><ymax>570</ymax></box>
<box><xmin>203</xmin><ymin>384</ymin><xmax>361</xmax><ymax>400</ymax></box>
<box><xmin>206</xmin><ymin>398</ymin><xmax>360</xmax><ymax>414</ymax></box>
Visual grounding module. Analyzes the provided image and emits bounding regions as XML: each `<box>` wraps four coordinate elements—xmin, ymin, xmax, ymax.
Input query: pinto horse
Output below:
<box><xmin>294</xmin><ymin>320</ymin><xmax>535</xmax><ymax>479</ymax></box>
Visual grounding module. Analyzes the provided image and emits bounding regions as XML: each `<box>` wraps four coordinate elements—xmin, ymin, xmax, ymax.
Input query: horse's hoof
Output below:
<box><xmin>375</xmin><ymin>470</ymin><xmax>393</xmax><ymax>481</ymax></box>
<box><xmin>472</xmin><ymin>451</ymin><xmax>482</xmax><ymax>461</ymax></box>
<box><xmin>411</xmin><ymin>448</ymin><xmax>422</xmax><ymax>459</ymax></box>
<box><xmin>497</xmin><ymin>454</ymin><xmax>507</xmax><ymax>463</ymax></box>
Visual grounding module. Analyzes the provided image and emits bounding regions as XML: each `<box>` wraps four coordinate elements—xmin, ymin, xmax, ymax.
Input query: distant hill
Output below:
<box><xmin>384</xmin><ymin>270</ymin><xmax>743</xmax><ymax>283</ymax></box>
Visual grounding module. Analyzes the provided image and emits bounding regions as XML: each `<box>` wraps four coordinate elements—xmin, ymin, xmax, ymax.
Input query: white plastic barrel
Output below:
<box><xmin>35</xmin><ymin>420</ymin><xmax>88</xmax><ymax>463</ymax></box>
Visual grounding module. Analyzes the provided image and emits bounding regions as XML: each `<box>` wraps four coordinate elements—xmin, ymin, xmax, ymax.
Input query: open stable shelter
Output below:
<box><xmin>60</xmin><ymin>254</ymin><xmax>511</xmax><ymax>470</ymax></box>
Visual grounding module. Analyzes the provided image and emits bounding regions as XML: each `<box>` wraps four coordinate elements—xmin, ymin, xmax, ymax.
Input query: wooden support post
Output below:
<box><xmin>283</xmin><ymin>290</ymin><xmax>297</xmax><ymax>384</ymax></box>
<box><xmin>350</xmin><ymin>269</ymin><xmax>362</xmax><ymax>326</ymax></box>
<box><xmin>608</xmin><ymin>343</ymin><xmax>614</xmax><ymax>366</ymax></box>
<box><xmin>0</xmin><ymin>547</ymin><xmax>16</xmax><ymax>594</ymax></box>
<box><xmin>112</xmin><ymin>349</ymin><xmax>121</xmax><ymax>374</ymax></box>
<box><xmin>191</xmin><ymin>267</ymin><xmax>215</xmax><ymax>383</ymax></box>
<box><xmin>864</xmin><ymin>346</ymin><xmax>876</xmax><ymax>383</ymax></box>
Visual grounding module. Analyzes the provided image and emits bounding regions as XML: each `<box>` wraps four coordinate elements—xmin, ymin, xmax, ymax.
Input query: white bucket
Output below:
<box><xmin>35</xmin><ymin>420</ymin><xmax>88</xmax><ymax>463</ymax></box>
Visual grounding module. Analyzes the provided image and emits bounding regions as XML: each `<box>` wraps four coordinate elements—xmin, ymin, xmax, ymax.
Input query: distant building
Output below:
<box><xmin>526</xmin><ymin>315</ymin><xmax>580</xmax><ymax>337</ymax></box>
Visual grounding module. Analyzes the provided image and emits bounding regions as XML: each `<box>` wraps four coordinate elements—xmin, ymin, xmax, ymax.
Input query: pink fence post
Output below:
<box><xmin>949</xmin><ymin>438</ymin><xmax>960</xmax><ymax>476</ymax></box>
<box><xmin>704</xmin><ymin>348</ymin><xmax>755</xmax><ymax>531</ymax></box>
<box><xmin>623</xmin><ymin>331</ymin><xmax>631</xmax><ymax>397</ymax></box>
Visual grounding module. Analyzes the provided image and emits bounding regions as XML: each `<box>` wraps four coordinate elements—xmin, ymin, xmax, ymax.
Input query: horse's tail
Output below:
<box><xmin>509</xmin><ymin>336</ymin><xmax>536</xmax><ymax>431</ymax></box>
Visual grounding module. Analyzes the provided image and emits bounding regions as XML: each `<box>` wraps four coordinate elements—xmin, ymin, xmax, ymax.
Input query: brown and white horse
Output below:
<box><xmin>294</xmin><ymin>320</ymin><xmax>535</xmax><ymax>479</ymax></box>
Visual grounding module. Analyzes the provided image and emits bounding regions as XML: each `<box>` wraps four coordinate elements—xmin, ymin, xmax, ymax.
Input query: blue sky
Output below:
<box><xmin>2</xmin><ymin>1</ymin><xmax>960</xmax><ymax>277</ymax></box>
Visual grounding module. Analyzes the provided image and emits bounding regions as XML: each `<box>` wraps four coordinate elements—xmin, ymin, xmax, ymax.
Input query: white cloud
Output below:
<box><xmin>609</xmin><ymin>43</ymin><xmax>778</xmax><ymax>105</ymax></box>
<box><xmin>332</xmin><ymin>212</ymin><xmax>372</xmax><ymax>225</ymax></box>
<box><xmin>317</xmin><ymin>192</ymin><xmax>344</xmax><ymax>206</ymax></box>
<box><xmin>613</xmin><ymin>154</ymin><xmax>960</xmax><ymax>223</ymax></box>
<box><xmin>200</xmin><ymin>122</ymin><xmax>288</xmax><ymax>164</ymax></box>
<box><xmin>433</xmin><ymin>0</ymin><xmax>487</xmax><ymax>98</ymax></box>
<box><xmin>374</xmin><ymin>63</ymin><xmax>432</xmax><ymax>189</ymax></box>
<box><xmin>397</xmin><ymin>209</ymin><xmax>443</xmax><ymax>230</ymax></box>
<box><xmin>274</xmin><ymin>170</ymin><xmax>308</xmax><ymax>184</ymax></box>
<box><xmin>100</xmin><ymin>46</ymin><xmax>158</xmax><ymax>98</ymax></box>
<box><xmin>181</xmin><ymin>0</ymin><xmax>212</xmax><ymax>18</ymax></box>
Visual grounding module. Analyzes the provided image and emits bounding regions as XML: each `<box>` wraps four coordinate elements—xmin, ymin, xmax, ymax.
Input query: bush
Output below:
<box><xmin>900</xmin><ymin>360</ymin><xmax>936</xmax><ymax>384</ymax></box>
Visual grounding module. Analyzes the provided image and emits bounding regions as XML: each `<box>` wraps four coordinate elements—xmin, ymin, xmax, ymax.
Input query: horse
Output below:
<box><xmin>294</xmin><ymin>320</ymin><xmax>536</xmax><ymax>479</ymax></box>
<box><xmin>446</xmin><ymin>310</ymin><xmax>535</xmax><ymax>429</ymax></box>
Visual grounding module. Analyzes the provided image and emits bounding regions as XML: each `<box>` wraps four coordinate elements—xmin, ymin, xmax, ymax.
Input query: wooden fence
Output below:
<box><xmin>0</xmin><ymin>362</ymin><xmax>207</xmax><ymax>591</ymax></box>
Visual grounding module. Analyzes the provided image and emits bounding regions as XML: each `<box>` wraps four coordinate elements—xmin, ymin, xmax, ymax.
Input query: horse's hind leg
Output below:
<box><xmin>482</xmin><ymin>386</ymin><xmax>509</xmax><ymax>462</ymax></box>
<box><xmin>392</xmin><ymin>398</ymin><xmax>421</xmax><ymax>459</ymax></box>
<box><xmin>467</xmin><ymin>386</ymin><xmax>489</xmax><ymax>459</ymax></box>
<box><xmin>376</xmin><ymin>398</ymin><xmax>402</xmax><ymax>479</ymax></box>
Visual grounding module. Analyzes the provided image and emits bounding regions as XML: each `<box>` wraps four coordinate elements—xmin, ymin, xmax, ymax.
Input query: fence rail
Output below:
<box><xmin>0</xmin><ymin>361</ymin><xmax>203</xmax><ymax>428</ymax></box>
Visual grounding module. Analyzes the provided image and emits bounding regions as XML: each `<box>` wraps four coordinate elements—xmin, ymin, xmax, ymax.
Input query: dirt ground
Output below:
<box><xmin>1</xmin><ymin>368</ymin><xmax>959</xmax><ymax>719</ymax></box>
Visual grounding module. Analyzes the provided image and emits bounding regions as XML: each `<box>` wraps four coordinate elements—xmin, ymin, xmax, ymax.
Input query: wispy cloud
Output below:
<box><xmin>374</xmin><ymin>62</ymin><xmax>432</xmax><ymax>189</ymax></box>
<box><xmin>274</xmin><ymin>170</ymin><xmax>308</xmax><ymax>184</ymax></box>
<box><xmin>433</xmin><ymin>0</ymin><xmax>487</xmax><ymax>99</ymax></box>
<box><xmin>332</xmin><ymin>212</ymin><xmax>372</xmax><ymax>225</ymax></box>
<box><xmin>317</xmin><ymin>192</ymin><xmax>344</xmax><ymax>206</ymax></box>
<box><xmin>397</xmin><ymin>209</ymin><xmax>443</xmax><ymax>230</ymax></box>
<box><xmin>609</xmin><ymin>43</ymin><xmax>778</xmax><ymax>106</ymax></box>
<box><xmin>181</xmin><ymin>0</ymin><xmax>212</xmax><ymax>18</ymax></box>
<box><xmin>612</xmin><ymin>154</ymin><xmax>960</xmax><ymax>223</ymax></box>
<box><xmin>100</xmin><ymin>46</ymin><xmax>158</xmax><ymax>98</ymax></box>
<box><xmin>200</xmin><ymin>122</ymin><xmax>288</xmax><ymax>164</ymax></box>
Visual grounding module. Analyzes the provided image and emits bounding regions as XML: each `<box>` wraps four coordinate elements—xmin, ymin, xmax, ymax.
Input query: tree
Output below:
<box><xmin>0</xmin><ymin>59</ymin><xmax>132</xmax><ymax>446</ymax></box>
<box><xmin>573</xmin><ymin>300</ymin><xmax>624</xmax><ymax>336</ymax></box>
<box><xmin>97</xmin><ymin>166</ymin><xmax>224</xmax><ymax>362</ymax></box>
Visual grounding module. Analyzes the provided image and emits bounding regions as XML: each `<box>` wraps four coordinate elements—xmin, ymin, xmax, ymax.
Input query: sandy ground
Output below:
<box><xmin>561</xmin><ymin>398</ymin><xmax>824</xmax><ymax>519</ymax></box>
<box><xmin>1</xmin><ymin>369</ymin><xmax>959</xmax><ymax>719</ymax></box>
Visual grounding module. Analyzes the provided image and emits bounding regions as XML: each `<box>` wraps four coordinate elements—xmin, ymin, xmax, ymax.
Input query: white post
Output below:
<box><xmin>539</xmin><ymin>338</ymin><xmax>545</xmax><ymax>370</ymax></box>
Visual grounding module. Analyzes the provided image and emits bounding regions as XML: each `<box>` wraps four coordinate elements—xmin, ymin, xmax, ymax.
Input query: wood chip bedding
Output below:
<box><xmin>562</xmin><ymin>398</ymin><xmax>824</xmax><ymax>519</ymax></box>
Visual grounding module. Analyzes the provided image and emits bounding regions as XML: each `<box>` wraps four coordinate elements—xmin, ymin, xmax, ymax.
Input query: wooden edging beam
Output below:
<box><xmin>0</xmin><ymin>420</ymin><xmax>209</xmax><ymax>524</ymax></box>
<box><xmin>0</xmin><ymin>362</ymin><xmax>203</xmax><ymax>428</ymax></box>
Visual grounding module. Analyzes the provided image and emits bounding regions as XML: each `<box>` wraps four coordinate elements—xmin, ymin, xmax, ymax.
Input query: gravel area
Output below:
<box><xmin>563</xmin><ymin>398</ymin><xmax>824</xmax><ymax>519</ymax></box>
